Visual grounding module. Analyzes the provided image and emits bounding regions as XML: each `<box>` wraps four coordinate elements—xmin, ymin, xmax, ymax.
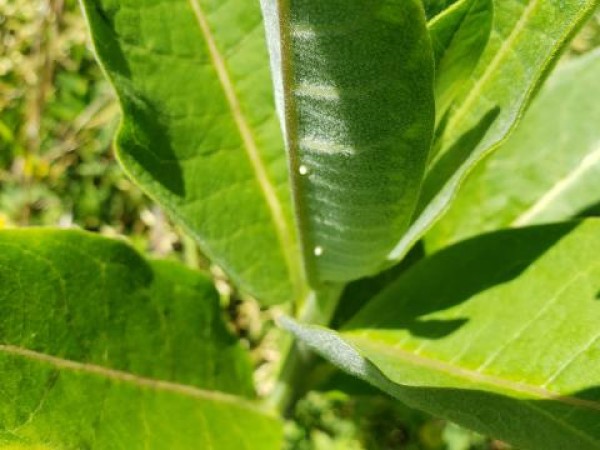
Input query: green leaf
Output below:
<box><xmin>427</xmin><ymin>49</ymin><xmax>600</xmax><ymax>250</ymax></box>
<box><xmin>429</xmin><ymin>0</ymin><xmax>493</xmax><ymax>122</ymax></box>
<box><xmin>260</xmin><ymin>0</ymin><xmax>435</xmax><ymax>283</ymax></box>
<box><xmin>388</xmin><ymin>0</ymin><xmax>599</xmax><ymax>264</ymax></box>
<box><xmin>80</xmin><ymin>0</ymin><xmax>304</xmax><ymax>305</ymax></box>
<box><xmin>285</xmin><ymin>220</ymin><xmax>600</xmax><ymax>449</ymax></box>
<box><xmin>0</xmin><ymin>229</ymin><xmax>282</xmax><ymax>448</ymax></box>
<box><xmin>422</xmin><ymin>0</ymin><xmax>460</xmax><ymax>19</ymax></box>
<box><xmin>331</xmin><ymin>243</ymin><xmax>425</xmax><ymax>329</ymax></box>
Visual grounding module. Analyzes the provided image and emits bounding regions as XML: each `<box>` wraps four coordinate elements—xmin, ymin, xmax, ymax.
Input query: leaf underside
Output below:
<box><xmin>261</xmin><ymin>0</ymin><xmax>435</xmax><ymax>283</ymax></box>
<box><xmin>0</xmin><ymin>229</ymin><xmax>282</xmax><ymax>449</ymax></box>
<box><xmin>286</xmin><ymin>220</ymin><xmax>600</xmax><ymax>449</ymax></box>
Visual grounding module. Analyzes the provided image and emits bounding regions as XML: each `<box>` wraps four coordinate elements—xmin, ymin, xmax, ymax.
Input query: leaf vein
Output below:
<box><xmin>350</xmin><ymin>337</ymin><xmax>600</xmax><ymax>412</ymax></box>
<box><xmin>445</xmin><ymin>0</ymin><xmax>539</xmax><ymax>140</ymax></box>
<box><xmin>0</xmin><ymin>344</ymin><xmax>261</xmax><ymax>411</ymax></box>
<box><xmin>512</xmin><ymin>144</ymin><xmax>600</xmax><ymax>226</ymax></box>
<box><xmin>187</xmin><ymin>0</ymin><xmax>300</xmax><ymax>295</ymax></box>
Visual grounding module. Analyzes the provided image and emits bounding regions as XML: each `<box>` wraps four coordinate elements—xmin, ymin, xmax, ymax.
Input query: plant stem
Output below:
<box><xmin>266</xmin><ymin>283</ymin><xmax>344</xmax><ymax>416</ymax></box>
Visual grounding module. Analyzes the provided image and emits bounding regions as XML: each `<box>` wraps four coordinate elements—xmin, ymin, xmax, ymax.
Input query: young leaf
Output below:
<box><xmin>429</xmin><ymin>0</ymin><xmax>493</xmax><ymax>123</ymax></box>
<box><xmin>0</xmin><ymin>229</ymin><xmax>282</xmax><ymax>448</ymax></box>
<box><xmin>427</xmin><ymin>49</ymin><xmax>600</xmax><ymax>250</ymax></box>
<box><xmin>79</xmin><ymin>0</ymin><xmax>304</xmax><ymax>305</ymax></box>
<box><xmin>285</xmin><ymin>220</ymin><xmax>600</xmax><ymax>449</ymax></box>
<box><xmin>388</xmin><ymin>0</ymin><xmax>599</xmax><ymax>264</ymax></box>
<box><xmin>260</xmin><ymin>0</ymin><xmax>435</xmax><ymax>283</ymax></box>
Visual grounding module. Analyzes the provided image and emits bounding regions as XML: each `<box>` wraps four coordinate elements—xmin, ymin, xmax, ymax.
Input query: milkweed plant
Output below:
<box><xmin>2</xmin><ymin>0</ymin><xmax>600</xmax><ymax>448</ymax></box>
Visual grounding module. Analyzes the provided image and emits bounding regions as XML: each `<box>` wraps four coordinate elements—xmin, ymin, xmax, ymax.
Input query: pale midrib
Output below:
<box><xmin>444</xmin><ymin>0</ymin><xmax>540</xmax><ymax>137</ymax></box>
<box><xmin>0</xmin><ymin>344</ymin><xmax>260</xmax><ymax>410</ymax></box>
<box><xmin>512</xmin><ymin>144</ymin><xmax>600</xmax><ymax>226</ymax></box>
<box><xmin>275</xmin><ymin>0</ymin><xmax>318</xmax><ymax>284</ymax></box>
<box><xmin>427</xmin><ymin>0</ymin><xmax>469</xmax><ymax>31</ymax></box>
<box><xmin>187</xmin><ymin>0</ymin><xmax>301</xmax><ymax>294</ymax></box>
<box><xmin>427</xmin><ymin>0</ymin><xmax>469</xmax><ymax>29</ymax></box>
<box><xmin>349</xmin><ymin>337</ymin><xmax>600</xmax><ymax>412</ymax></box>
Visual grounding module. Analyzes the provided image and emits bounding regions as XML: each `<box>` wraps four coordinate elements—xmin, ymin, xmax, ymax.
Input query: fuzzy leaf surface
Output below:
<box><xmin>80</xmin><ymin>0</ymin><xmax>304</xmax><ymax>305</ymax></box>
<box><xmin>0</xmin><ymin>229</ymin><xmax>282</xmax><ymax>449</ymax></box>
<box><xmin>261</xmin><ymin>0</ymin><xmax>435</xmax><ymax>283</ymax></box>
<box><xmin>427</xmin><ymin>49</ymin><xmax>600</xmax><ymax>250</ymax></box>
<box><xmin>286</xmin><ymin>220</ymin><xmax>600</xmax><ymax>449</ymax></box>
<box><xmin>389</xmin><ymin>0</ymin><xmax>599</xmax><ymax>263</ymax></box>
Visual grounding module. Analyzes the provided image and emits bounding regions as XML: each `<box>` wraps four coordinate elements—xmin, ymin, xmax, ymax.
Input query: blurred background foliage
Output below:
<box><xmin>1</xmin><ymin>1</ymin><xmax>599</xmax><ymax>449</ymax></box>
<box><xmin>0</xmin><ymin>0</ymin><xmax>180</xmax><ymax>255</ymax></box>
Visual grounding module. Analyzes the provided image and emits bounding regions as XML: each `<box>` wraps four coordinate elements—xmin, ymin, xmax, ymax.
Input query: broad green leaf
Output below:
<box><xmin>427</xmin><ymin>49</ymin><xmax>600</xmax><ymax>250</ymax></box>
<box><xmin>80</xmin><ymin>0</ymin><xmax>305</xmax><ymax>305</ymax></box>
<box><xmin>0</xmin><ymin>229</ymin><xmax>282</xmax><ymax>449</ymax></box>
<box><xmin>285</xmin><ymin>220</ymin><xmax>600</xmax><ymax>449</ymax></box>
<box><xmin>331</xmin><ymin>243</ymin><xmax>425</xmax><ymax>329</ymax></box>
<box><xmin>388</xmin><ymin>0</ymin><xmax>599</xmax><ymax>264</ymax></box>
<box><xmin>260</xmin><ymin>0</ymin><xmax>435</xmax><ymax>283</ymax></box>
<box><xmin>429</xmin><ymin>0</ymin><xmax>493</xmax><ymax>122</ymax></box>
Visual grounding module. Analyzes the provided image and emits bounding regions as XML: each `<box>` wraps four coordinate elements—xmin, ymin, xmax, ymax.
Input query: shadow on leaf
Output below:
<box><xmin>83</xmin><ymin>0</ymin><xmax>185</xmax><ymax>196</ymax></box>
<box><xmin>343</xmin><ymin>222</ymin><xmax>577</xmax><ymax>339</ymax></box>
<box><xmin>417</xmin><ymin>106</ymin><xmax>500</xmax><ymax>215</ymax></box>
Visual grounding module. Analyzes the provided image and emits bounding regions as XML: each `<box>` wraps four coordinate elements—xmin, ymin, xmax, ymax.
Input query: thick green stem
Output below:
<box><xmin>266</xmin><ymin>283</ymin><xmax>344</xmax><ymax>416</ymax></box>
